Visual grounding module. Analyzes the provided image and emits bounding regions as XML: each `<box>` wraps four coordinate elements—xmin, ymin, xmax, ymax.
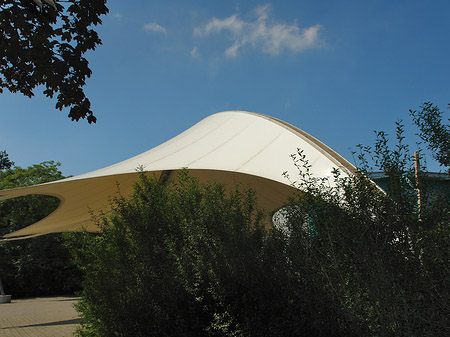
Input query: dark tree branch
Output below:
<box><xmin>0</xmin><ymin>0</ymin><xmax>108</xmax><ymax>123</ymax></box>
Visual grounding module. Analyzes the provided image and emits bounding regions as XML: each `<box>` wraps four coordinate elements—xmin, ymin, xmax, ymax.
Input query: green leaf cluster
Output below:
<box><xmin>0</xmin><ymin>150</ymin><xmax>14</xmax><ymax>170</ymax></box>
<box><xmin>0</xmin><ymin>0</ymin><xmax>108</xmax><ymax>123</ymax></box>
<box><xmin>411</xmin><ymin>102</ymin><xmax>450</xmax><ymax>170</ymax></box>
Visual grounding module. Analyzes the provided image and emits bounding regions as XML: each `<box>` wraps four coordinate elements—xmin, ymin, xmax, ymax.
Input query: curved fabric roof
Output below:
<box><xmin>0</xmin><ymin>111</ymin><xmax>355</xmax><ymax>239</ymax></box>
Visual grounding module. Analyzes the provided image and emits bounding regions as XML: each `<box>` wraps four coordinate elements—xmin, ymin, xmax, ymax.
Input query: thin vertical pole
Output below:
<box><xmin>414</xmin><ymin>151</ymin><xmax>422</xmax><ymax>219</ymax></box>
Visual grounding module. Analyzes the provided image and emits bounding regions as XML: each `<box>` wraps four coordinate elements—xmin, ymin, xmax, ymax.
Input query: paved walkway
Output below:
<box><xmin>0</xmin><ymin>296</ymin><xmax>80</xmax><ymax>337</ymax></box>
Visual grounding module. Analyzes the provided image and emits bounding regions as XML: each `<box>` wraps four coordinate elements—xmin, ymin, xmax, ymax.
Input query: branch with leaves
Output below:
<box><xmin>0</xmin><ymin>0</ymin><xmax>108</xmax><ymax>123</ymax></box>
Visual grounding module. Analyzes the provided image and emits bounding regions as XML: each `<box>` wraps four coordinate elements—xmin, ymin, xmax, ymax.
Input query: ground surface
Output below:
<box><xmin>0</xmin><ymin>296</ymin><xmax>79</xmax><ymax>337</ymax></box>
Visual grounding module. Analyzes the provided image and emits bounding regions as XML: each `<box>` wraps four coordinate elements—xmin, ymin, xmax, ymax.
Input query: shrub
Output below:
<box><xmin>281</xmin><ymin>124</ymin><xmax>450</xmax><ymax>336</ymax></box>
<box><xmin>68</xmin><ymin>171</ymin><xmax>343</xmax><ymax>337</ymax></box>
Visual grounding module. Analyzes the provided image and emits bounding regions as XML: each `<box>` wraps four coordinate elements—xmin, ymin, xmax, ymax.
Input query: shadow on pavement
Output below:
<box><xmin>1</xmin><ymin>318</ymin><xmax>82</xmax><ymax>329</ymax></box>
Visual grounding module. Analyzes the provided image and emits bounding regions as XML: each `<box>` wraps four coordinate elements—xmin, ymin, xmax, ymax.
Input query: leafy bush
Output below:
<box><xmin>68</xmin><ymin>171</ymin><xmax>343</xmax><ymax>337</ymax></box>
<box><xmin>281</xmin><ymin>123</ymin><xmax>450</xmax><ymax>336</ymax></box>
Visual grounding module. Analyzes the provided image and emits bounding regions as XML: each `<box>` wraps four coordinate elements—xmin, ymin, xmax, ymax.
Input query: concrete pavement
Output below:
<box><xmin>0</xmin><ymin>296</ymin><xmax>80</xmax><ymax>337</ymax></box>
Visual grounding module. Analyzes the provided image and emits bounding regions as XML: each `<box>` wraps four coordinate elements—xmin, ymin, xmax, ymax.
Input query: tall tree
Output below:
<box><xmin>0</xmin><ymin>0</ymin><xmax>108</xmax><ymax>123</ymax></box>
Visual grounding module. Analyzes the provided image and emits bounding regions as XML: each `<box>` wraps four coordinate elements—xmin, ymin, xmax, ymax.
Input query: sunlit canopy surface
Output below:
<box><xmin>0</xmin><ymin>111</ymin><xmax>355</xmax><ymax>239</ymax></box>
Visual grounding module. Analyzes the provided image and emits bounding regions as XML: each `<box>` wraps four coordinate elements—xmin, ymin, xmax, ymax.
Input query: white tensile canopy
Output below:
<box><xmin>0</xmin><ymin>111</ymin><xmax>355</xmax><ymax>240</ymax></box>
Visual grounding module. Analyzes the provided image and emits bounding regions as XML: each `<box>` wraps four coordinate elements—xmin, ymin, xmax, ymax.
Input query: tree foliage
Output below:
<box><xmin>0</xmin><ymin>160</ymin><xmax>82</xmax><ymax>297</ymax></box>
<box><xmin>0</xmin><ymin>150</ymin><xmax>14</xmax><ymax>170</ymax></box>
<box><xmin>0</xmin><ymin>0</ymin><xmax>108</xmax><ymax>123</ymax></box>
<box><xmin>411</xmin><ymin>102</ymin><xmax>450</xmax><ymax>170</ymax></box>
<box><xmin>282</xmin><ymin>128</ymin><xmax>450</xmax><ymax>336</ymax></box>
<box><xmin>67</xmin><ymin>172</ymin><xmax>343</xmax><ymax>337</ymax></box>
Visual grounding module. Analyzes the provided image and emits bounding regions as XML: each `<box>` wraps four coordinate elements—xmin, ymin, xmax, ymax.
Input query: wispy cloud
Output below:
<box><xmin>143</xmin><ymin>22</ymin><xmax>167</xmax><ymax>34</ymax></box>
<box><xmin>190</xmin><ymin>46</ymin><xmax>200</xmax><ymax>58</ymax></box>
<box><xmin>194</xmin><ymin>14</ymin><xmax>244</xmax><ymax>37</ymax></box>
<box><xmin>112</xmin><ymin>12</ymin><xmax>122</xmax><ymax>20</ymax></box>
<box><xmin>194</xmin><ymin>4</ymin><xmax>322</xmax><ymax>58</ymax></box>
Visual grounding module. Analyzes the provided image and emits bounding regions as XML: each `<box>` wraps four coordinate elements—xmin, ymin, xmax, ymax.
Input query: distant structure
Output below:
<box><xmin>370</xmin><ymin>171</ymin><xmax>450</xmax><ymax>203</ymax></box>
<box><xmin>0</xmin><ymin>111</ymin><xmax>355</xmax><ymax>240</ymax></box>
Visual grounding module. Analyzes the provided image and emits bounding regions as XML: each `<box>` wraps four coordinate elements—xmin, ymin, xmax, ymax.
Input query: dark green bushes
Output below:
<box><xmin>283</xmin><ymin>168</ymin><xmax>450</xmax><ymax>336</ymax></box>
<box><xmin>68</xmin><ymin>172</ymin><xmax>343</xmax><ymax>337</ymax></box>
<box><xmin>70</xmin><ymin>153</ymin><xmax>450</xmax><ymax>336</ymax></box>
<box><xmin>279</xmin><ymin>122</ymin><xmax>450</xmax><ymax>336</ymax></box>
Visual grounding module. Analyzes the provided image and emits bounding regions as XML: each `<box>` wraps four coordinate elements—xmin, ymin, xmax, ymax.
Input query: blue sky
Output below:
<box><xmin>1</xmin><ymin>0</ymin><xmax>450</xmax><ymax>176</ymax></box>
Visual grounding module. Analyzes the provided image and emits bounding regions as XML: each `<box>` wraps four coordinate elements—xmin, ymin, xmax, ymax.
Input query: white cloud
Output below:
<box><xmin>194</xmin><ymin>14</ymin><xmax>244</xmax><ymax>37</ymax></box>
<box><xmin>190</xmin><ymin>46</ymin><xmax>200</xmax><ymax>58</ymax></box>
<box><xmin>143</xmin><ymin>22</ymin><xmax>167</xmax><ymax>34</ymax></box>
<box><xmin>112</xmin><ymin>12</ymin><xmax>122</xmax><ymax>20</ymax></box>
<box><xmin>193</xmin><ymin>4</ymin><xmax>322</xmax><ymax>58</ymax></box>
<box><xmin>225</xmin><ymin>42</ymin><xmax>240</xmax><ymax>58</ymax></box>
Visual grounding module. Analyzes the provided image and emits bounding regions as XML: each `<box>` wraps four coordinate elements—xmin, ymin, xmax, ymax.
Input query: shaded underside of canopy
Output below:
<box><xmin>1</xmin><ymin>111</ymin><xmax>355</xmax><ymax>239</ymax></box>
